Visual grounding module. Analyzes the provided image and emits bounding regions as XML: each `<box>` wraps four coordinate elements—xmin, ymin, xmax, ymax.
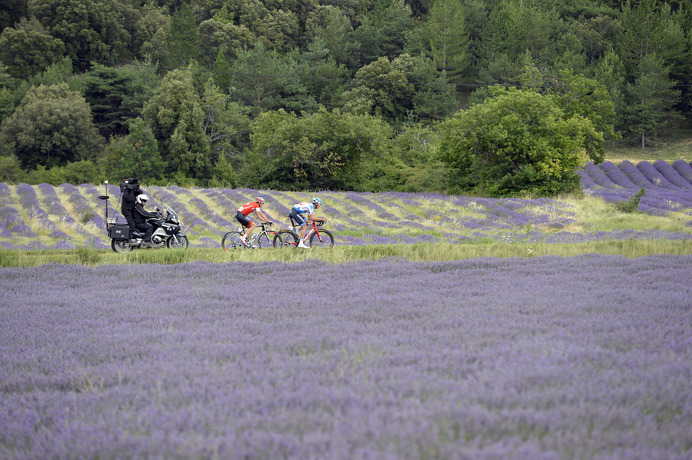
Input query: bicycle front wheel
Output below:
<box><xmin>221</xmin><ymin>231</ymin><xmax>246</xmax><ymax>251</ymax></box>
<box><xmin>309</xmin><ymin>229</ymin><xmax>334</xmax><ymax>248</ymax></box>
<box><xmin>278</xmin><ymin>230</ymin><xmax>300</xmax><ymax>249</ymax></box>
<box><xmin>257</xmin><ymin>231</ymin><xmax>283</xmax><ymax>249</ymax></box>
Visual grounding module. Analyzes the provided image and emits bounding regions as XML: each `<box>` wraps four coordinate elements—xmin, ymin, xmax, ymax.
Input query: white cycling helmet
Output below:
<box><xmin>312</xmin><ymin>197</ymin><xmax>322</xmax><ymax>206</ymax></box>
<box><xmin>256</xmin><ymin>196</ymin><xmax>265</xmax><ymax>204</ymax></box>
<box><xmin>136</xmin><ymin>194</ymin><xmax>149</xmax><ymax>204</ymax></box>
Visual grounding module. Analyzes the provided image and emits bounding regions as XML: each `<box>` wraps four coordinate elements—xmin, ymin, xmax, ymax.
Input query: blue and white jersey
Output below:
<box><xmin>293</xmin><ymin>202</ymin><xmax>315</xmax><ymax>216</ymax></box>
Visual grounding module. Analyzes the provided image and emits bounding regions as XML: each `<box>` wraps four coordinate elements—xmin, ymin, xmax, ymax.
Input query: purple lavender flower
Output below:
<box><xmin>17</xmin><ymin>183</ymin><xmax>49</xmax><ymax>218</ymax></box>
<box><xmin>187</xmin><ymin>196</ymin><xmax>234</xmax><ymax>229</ymax></box>
<box><xmin>578</xmin><ymin>161</ymin><xmax>692</xmax><ymax>223</ymax></box>
<box><xmin>581</xmin><ymin>162</ymin><xmax>616</xmax><ymax>189</ymax></box>
<box><xmin>0</xmin><ymin>205</ymin><xmax>36</xmax><ymax>236</ymax></box>
<box><xmin>672</xmin><ymin>160</ymin><xmax>692</xmax><ymax>185</ymax></box>
<box><xmin>38</xmin><ymin>183</ymin><xmax>76</xmax><ymax>224</ymax></box>
<box><xmin>636</xmin><ymin>161</ymin><xmax>677</xmax><ymax>189</ymax></box>
<box><xmin>616</xmin><ymin>160</ymin><xmax>656</xmax><ymax>189</ymax></box>
<box><xmin>654</xmin><ymin>160</ymin><xmax>691</xmax><ymax>189</ymax></box>
<box><xmin>2</xmin><ymin>256</ymin><xmax>691</xmax><ymax>459</ymax></box>
<box><xmin>601</xmin><ymin>161</ymin><xmax>638</xmax><ymax>189</ymax></box>
<box><xmin>59</xmin><ymin>183</ymin><xmax>102</xmax><ymax>226</ymax></box>
<box><xmin>0</xmin><ymin>221</ymin><xmax>11</xmax><ymax>237</ymax></box>
<box><xmin>575</xmin><ymin>174</ymin><xmax>593</xmax><ymax>191</ymax></box>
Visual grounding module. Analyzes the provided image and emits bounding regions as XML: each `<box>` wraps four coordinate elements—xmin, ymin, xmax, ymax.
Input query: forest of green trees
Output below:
<box><xmin>0</xmin><ymin>0</ymin><xmax>689</xmax><ymax>196</ymax></box>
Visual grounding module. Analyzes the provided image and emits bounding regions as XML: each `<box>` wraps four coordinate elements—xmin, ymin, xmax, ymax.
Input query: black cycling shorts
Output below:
<box><xmin>236</xmin><ymin>211</ymin><xmax>253</xmax><ymax>228</ymax></box>
<box><xmin>290</xmin><ymin>208</ymin><xmax>306</xmax><ymax>227</ymax></box>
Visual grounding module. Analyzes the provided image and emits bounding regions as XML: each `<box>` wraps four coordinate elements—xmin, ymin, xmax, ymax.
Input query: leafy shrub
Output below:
<box><xmin>0</xmin><ymin>155</ymin><xmax>27</xmax><ymax>183</ymax></box>
<box><xmin>23</xmin><ymin>160</ymin><xmax>101</xmax><ymax>186</ymax></box>
<box><xmin>614</xmin><ymin>187</ymin><xmax>646</xmax><ymax>213</ymax></box>
<box><xmin>437</xmin><ymin>87</ymin><xmax>602</xmax><ymax>197</ymax></box>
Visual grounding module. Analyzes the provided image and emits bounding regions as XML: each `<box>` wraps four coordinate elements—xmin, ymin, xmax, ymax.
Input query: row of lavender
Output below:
<box><xmin>0</xmin><ymin>182</ymin><xmax>108</xmax><ymax>249</ymax></box>
<box><xmin>1</xmin><ymin>256</ymin><xmax>691</xmax><ymax>458</ymax></box>
<box><xmin>0</xmin><ymin>182</ymin><xmax>578</xmax><ymax>249</ymax></box>
<box><xmin>149</xmin><ymin>186</ymin><xmax>585</xmax><ymax>247</ymax></box>
<box><xmin>1</xmin><ymin>160</ymin><xmax>691</xmax><ymax>249</ymax></box>
<box><xmin>578</xmin><ymin>159</ymin><xmax>692</xmax><ymax>216</ymax></box>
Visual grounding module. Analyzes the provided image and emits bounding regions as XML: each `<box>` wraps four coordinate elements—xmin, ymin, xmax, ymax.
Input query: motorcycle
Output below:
<box><xmin>99</xmin><ymin>181</ymin><xmax>189</xmax><ymax>253</ymax></box>
<box><xmin>108</xmin><ymin>204</ymin><xmax>189</xmax><ymax>253</ymax></box>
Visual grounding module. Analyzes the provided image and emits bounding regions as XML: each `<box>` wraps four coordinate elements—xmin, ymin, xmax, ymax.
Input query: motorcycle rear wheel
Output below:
<box><xmin>111</xmin><ymin>239</ymin><xmax>133</xmax><ymax>253</ymax></box>
<box><xmin>167</xmin><ymin>235</ymin><xmax>189</xmax><ymax>249</ymax></box>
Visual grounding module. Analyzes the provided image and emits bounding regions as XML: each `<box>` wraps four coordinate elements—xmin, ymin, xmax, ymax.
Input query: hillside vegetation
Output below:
<box><xmin>1</xmin><ymin>0</ymin><xmax>690</xmax><ymax>194</ymax></box>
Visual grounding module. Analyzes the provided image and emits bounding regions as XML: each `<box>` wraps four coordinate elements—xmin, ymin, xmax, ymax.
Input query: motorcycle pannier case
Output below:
<box><xmin>109</xmin><ymin>223</ymin><xmax>130</xmax><ymax>239</ymax></box>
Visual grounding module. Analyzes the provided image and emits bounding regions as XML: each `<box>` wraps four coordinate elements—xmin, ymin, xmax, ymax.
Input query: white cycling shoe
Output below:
<box><xmin>298</xmin><ymin>241</ymin><xmax>310</xmax><ymax>249</ymax></box>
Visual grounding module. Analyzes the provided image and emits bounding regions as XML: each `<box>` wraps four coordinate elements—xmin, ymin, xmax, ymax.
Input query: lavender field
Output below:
<box><xmin>0</xmin><ymin>160</ymin><xmax>691</xmax><ymax>250</ymax></box>
<box><xmin>578</xmin><ymin>159</ymin><xmax>692</xmax><ymax>218</ymax></box>
<box><xmin>1</xmin><ymin>256</ymin><xmax>691</xmax><ymax>459</ymax></box>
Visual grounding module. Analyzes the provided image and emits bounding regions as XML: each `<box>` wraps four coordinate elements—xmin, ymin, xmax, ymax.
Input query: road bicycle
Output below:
<box><xmin>278</xmin><ymin>216</ymin><xmax>334</xmax><ymax>249</ymax></box>
<box><xmin>221</xmin><ymin>222</ymin><xmax>282</xmax><ymax>251</ymax></box>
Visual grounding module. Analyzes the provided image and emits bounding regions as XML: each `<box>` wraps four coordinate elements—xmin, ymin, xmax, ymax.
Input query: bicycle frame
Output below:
<box><xmin>240</xmin><ymin>222</ymin><xmax>273</xmax><ymax>241</ymax></box>
<box><xmin>222</xmin><ymin>221</ymin><xmax>281</xmax><ymax>251</ymax></box>
<box><xmin>305</xmin><ymin>221</ymin><xmax>324</xmax><ymax>242</ymax></box>
<box><xmin>283</xmin><ymin>218</ymin><xmax>330</xmax><ymax>247</ymax></box>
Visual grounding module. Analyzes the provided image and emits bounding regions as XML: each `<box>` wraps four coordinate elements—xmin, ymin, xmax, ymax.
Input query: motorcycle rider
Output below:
<box><xmin>133</xmin><ymin>194</ymin><xmax>160</xmax><ymax>247</ymax></box>
<box><xmin>120</xmin><ymin>178</ymin><xmax>142</xmax><ymax>233</ymax></box>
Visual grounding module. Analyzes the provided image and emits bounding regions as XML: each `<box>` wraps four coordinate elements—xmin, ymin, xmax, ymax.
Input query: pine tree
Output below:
<box><xmin>163</xmin><ymin>2</ymin><xmax>201</xmax><ymax>69</ymax></box>
<box><xmin>624</xmin><ymin>53</ymin><xmax>681</xmax><ymax>149</ymax></box>
<box><xmin>426</xmin><ymin>0</ymin><xmax>470</xmax><ymax>83</ymax></box>
<box><xmin>212</xmin><ymin>51</ymin><xmax>232</xmax><ymax>95</ymax></box>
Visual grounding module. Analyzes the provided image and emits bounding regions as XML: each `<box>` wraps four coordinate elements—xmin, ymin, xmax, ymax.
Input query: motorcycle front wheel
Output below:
<box><xmin>167</xmin><ymin>235</ymin><xmax>189</xmax><ymax>249</ymax></box>
<box><xmin>111</xmin><ymin>239</ymin><xmax>133</xmax><ymax>253</ymax></box>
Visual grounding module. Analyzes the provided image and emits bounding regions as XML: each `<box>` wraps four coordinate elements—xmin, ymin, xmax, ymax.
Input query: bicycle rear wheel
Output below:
<box><xmin>309</xmin><ymin>229</ymin><xmax>334</xmax><ymax>248</ymax></box>
<box><xmin>278</xmin><ymin>230</ymin><xmax>300</xmax><ymax>249</ymax></box>
<box><xmin>221</xmin><ymin>231</ymin><xmax>246</xmax><ymax>251</ymax></box>
<box><xmin>257</xmin><ymin>231</ymin><xmax>283</xmax><ymax>249</ymax></box>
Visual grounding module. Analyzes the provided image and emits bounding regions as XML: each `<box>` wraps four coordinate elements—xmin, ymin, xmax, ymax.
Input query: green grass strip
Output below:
<box><xmin>1</xmin><ymin>240</ymin><xmax>691</xmax><ymax>268</ymax></box>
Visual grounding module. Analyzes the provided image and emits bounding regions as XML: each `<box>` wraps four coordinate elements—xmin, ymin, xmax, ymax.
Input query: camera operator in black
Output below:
<box><xmin>133</xmin><ymin>194</ymin><xmax>159</xmax><ymax>246</ymax></box>
<box><xmin>120</xmin><ymin>178</ymin><xmax>141</xmax><ymax>232</ymax></box>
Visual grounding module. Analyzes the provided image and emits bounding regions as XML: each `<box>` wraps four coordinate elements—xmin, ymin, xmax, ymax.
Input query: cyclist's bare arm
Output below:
<box><xmin>307</xmin><ymin>214</ymin><xmax>327</xmax><ymax>223</ymax></box>
<box><xmin>255</xmin><ymin>209</ymin><xmax>272</xmax><ymax>222</ymax></box>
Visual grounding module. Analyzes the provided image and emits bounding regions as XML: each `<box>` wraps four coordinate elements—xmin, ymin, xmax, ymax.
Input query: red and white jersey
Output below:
<box><xmin>237</xmin><ymin>201</ymin><xmax>261</xmax><ymax>216</ymax></box>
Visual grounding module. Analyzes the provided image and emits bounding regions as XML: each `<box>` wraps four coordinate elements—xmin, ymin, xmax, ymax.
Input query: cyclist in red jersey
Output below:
<box><xmin>236</xmin><ymin>197</ymin><xmax>272</xmax><ymax>246</ymax></box>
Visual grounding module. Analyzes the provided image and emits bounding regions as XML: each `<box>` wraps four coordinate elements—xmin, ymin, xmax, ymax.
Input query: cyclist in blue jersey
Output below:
<box><xmin>290</xmin><ymin>197</ymin><xmax>327</xmax><ymax>248</ymax></box>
